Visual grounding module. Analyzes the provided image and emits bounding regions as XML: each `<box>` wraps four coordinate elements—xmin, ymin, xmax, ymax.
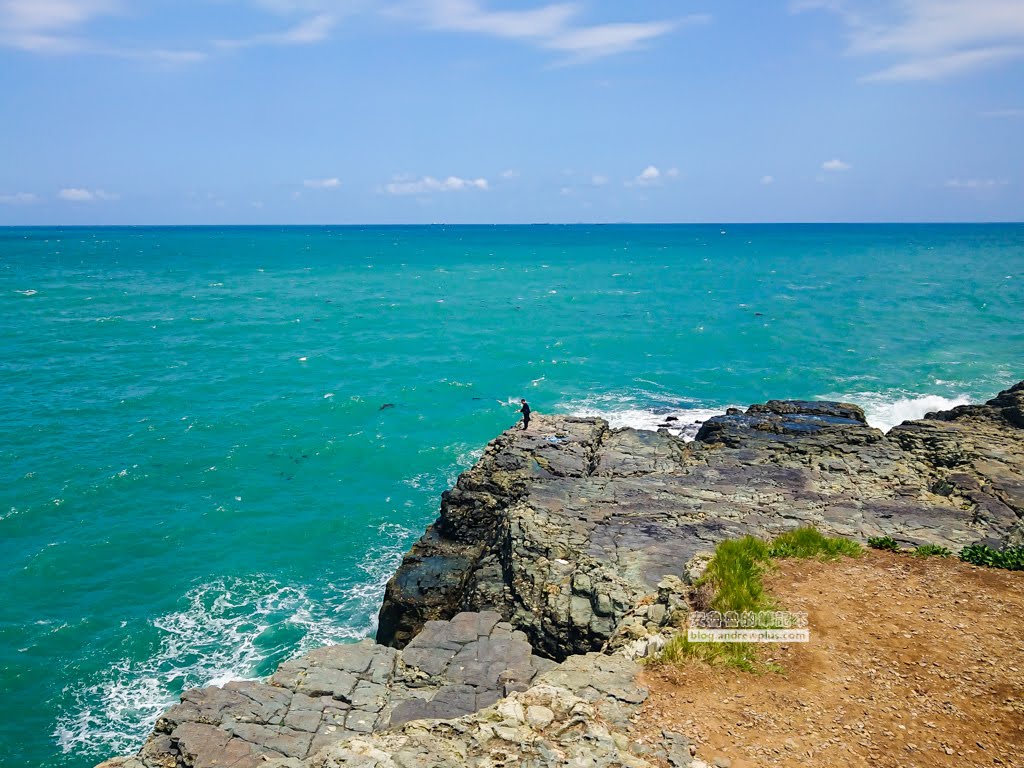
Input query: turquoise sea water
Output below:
<box><xmin>1</xmin><ymin>224</ymin><xmax>1021</xmax><ymax>768</ymax></box>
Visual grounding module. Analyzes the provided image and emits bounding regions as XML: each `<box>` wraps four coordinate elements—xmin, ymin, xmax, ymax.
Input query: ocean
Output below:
<box><xmin>1</xmin><ymin>223</ymin><xmax>1021</xmax><ymax>768</ymax></box>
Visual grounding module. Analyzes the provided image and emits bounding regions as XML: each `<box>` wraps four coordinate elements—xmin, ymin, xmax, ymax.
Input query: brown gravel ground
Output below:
<box><xmin>636</xmin><ymin>550</ymin><xmax>1024</xmax><ymax>768</ymax></box>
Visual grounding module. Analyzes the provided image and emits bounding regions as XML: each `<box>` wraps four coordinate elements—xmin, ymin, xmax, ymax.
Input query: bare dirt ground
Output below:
<box><xmin>636</xmin><ymin>550</ymin><xmax>1024</xmax><ymax>768</ymax></box>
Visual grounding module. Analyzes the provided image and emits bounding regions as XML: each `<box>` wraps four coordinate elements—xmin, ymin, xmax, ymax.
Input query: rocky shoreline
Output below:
<box><xmin>97</xmin><ymin>381</ymin><xmax>1023</xmax><ymax>768</ymax></box>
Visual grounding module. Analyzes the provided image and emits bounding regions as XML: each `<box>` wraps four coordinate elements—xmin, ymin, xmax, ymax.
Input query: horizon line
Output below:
<box><xmin>2</xmin><ymin>220</ymin><xmax>1024</xmax><ymax>228</ymax></box>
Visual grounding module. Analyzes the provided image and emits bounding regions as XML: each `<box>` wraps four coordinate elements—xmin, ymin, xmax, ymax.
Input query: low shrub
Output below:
<box><xmin>959</xmin><ymin>544</ymin><xmax>1024</xmax><ymax>571</ymax></box>
<box><xmin>867</xmin><ymin>535</ymin><xmax>901</xmax><ymax>552</ymax></box>
<box><xmin>769</xmin><ymin>527</ymin><xmax>862</xmax><ymax>560</ymax></box>
<box><xmin>912</xmin><ymin>543</ymin><xmax>952</xmax><ymax>558</ymax></box>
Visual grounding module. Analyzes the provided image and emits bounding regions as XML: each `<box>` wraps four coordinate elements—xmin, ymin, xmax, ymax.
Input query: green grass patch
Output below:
<box><xmin>867</xmin><ymin>535</ymin><xmax>901</xmax><ymax>552</ymax></box>
<box><xmin>703</xmin><ymin>535</ymin><xmax>772</xmax><ymax>614</ymax></box>
<box><xmin>655</xmin><ymin>633</ymin><xmax>765</xmax><ymax>673</ymax></box>
<box><xmin>912</xmin><ymin>543</ymin><xmax>952</xmax><ymax>558</ymax></box>
<box><xmin>959</xmin><ymin>544</ymin><xmax>1024</xmax><ymax>571</ymax></box>
<box><xmin>652</xmin><ymin>528</ymin><xmax>860</xmax><ymax>673</ymax></box>
<box><xmin>769</xmin><ymin>526</ymin><xmax>863</xmax><ymax>560</ymax></box>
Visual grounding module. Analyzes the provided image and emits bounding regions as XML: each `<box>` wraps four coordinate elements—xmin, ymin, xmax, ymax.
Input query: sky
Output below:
<box><xmin>1</xmin><ymin>0</ymin><xmax>1023</xmax><ymax>224</ymax></box>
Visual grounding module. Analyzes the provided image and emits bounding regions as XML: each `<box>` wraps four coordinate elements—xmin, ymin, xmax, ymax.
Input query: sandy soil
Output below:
<box><xmin>636</xmin><ymin>551</ymin><xmax>1024</xmax><ymax>768</ymax></box>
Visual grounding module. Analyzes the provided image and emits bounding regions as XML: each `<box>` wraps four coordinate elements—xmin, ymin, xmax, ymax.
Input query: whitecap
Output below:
<box><xmin>825</xmin><ymin>390</ymin><xmax>971</xmax><ymax>432</ymax></box>
<box><xmin>559</xmin><ymin>392</ymin><xmax>730</xmax><ymax>441</ymax></box>
<box><xmin>53</xmin><ymin>547</ymin><xmax>414</xmax><ymax>762</ymax></box>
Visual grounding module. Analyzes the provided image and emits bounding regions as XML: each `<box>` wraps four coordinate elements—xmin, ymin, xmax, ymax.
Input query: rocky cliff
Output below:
<box><xmin>377</xmin><ymin>382</ymin><xmax>1024</xmax><ymax>658</ymax></box>
<box><xmin>96</xmin><ymin>381</ymin><xmax>1024</xmax><ymax>768</ymax></box>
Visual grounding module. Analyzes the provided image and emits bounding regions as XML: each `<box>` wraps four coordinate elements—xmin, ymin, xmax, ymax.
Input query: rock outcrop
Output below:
<box><xmin>96</xmin><ymin>381</ymin><xmax>1023</xmax><ymax>768</ymax></box>
<box><xmin>99</xmin><ymin>612</ymin><xmax>554</xmax><ymax>768</ymax></box>
<box><xmin>377</xmin><ymin>383</ymin><xmax>1024</xmax><ymax>658</ymax></box>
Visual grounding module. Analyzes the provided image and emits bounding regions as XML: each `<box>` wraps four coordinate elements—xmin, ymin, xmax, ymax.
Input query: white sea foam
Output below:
<box><xmin>828</xmin><ymin>390</ymin><xmax>972</xmax><ymax>432</ymax></box>
<box><xmin>559</xmin><ymin>392</ymin><xmax>730</xmax><ymax>441</ymax></box>
<box><xmin>54</xmin><ymin>522</ymin><xmax>416</xmax><ymax>760</ymax></box>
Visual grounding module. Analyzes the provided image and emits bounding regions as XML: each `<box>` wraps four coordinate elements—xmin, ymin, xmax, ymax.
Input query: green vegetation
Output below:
<box><xmin>653</xmin><ymin>528</ymin><xmax>860</xmax><ymax>673</ymax></box>
<box><xmin>703</xmin><ymin>536</ymin><xmax>772</xmax><ymax>614</ymax></box>
<box><xmin>769</xmin><ymin>526</ymin><xmax>863</xmax><ymax>560</ymax></box>
<box><xmin>867</xmin><ymin>535</ymin><xmax>902</xmax><ymax>552</ymax></box>
<box><xmin>866</xmin><ymin>538</ymin><xmax>1022</xmax><ymax>567</ymax></box>
<box><xmin>656</xmin><ymin>535</ymin><xmax>774</xmax><ymax>672</ymax></box>
<box><xmin>959</xmin><ymin>544</ymin><xmax>1024</xmax><ymax>571</ymax></box>
<box><xmin>912</xmin><ymin>543</ymin><xmax>952</xmax><ymax>558</ymax></box>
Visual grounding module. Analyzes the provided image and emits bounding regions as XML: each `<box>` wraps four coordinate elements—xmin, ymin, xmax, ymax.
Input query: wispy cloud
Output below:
<box><xmin>383</xmin><ymin>175</ymin><xmax>489</xmax><ymax>195</ymax></box>
<box><xmin>0</xmin><ymin>0</ymin><xmax>204</xmax><ymax>60</ymax></box>
<box><xmin>822</xmin><ymin>158</ymin><xmax>851</xmax><ymax>171</ymax></box>
<box><xmin>761</xmin><ymin>175</ymin><xmax>775</xmax><ymax>185</ymax></box>
<box><xmin>591</xmin><ymin>174</ymin><xmax>609</xmax><ymax>186</ymax></box>
<box><xmin>0</xmin><ymin>191</ymin><xmax>39</xmax><ymax>204</ymax></box>
<box><xmin>58</xmin><ymin>187</ymin><xmax>119</xmax><ymax>201</ymax></box>
<box><xmin>795</xmin><ymin>0</ymin><xmax>1024</xmax><ymax>81</ymax></box>
<box><xmin>0</xmin><ymin>0</ymin><xmax>116</xmax><ymax>52</ymax></box>
<box><xmin>500</xmin><ymin>169</ymin><xmax>521</xmax><ymax>179</ymax></box>
<box><xmin>944</xmin><ymin>178</ymin><xmax>1009</xmax><ymax>189</ymax></box>
<box><xmin>400</xmin><ymin>1</ymin><xmax>704</xmax><ymax>62</ymax></box>
<box><xmin>303</xmin><ymin>177</ymin><xmax>341</xmax><ymax>189</ymax></box>
<box><xmin>544</xmin><ymin>19</ymin><xmax>683</xmax><ymax>60</ymax></box>
<box><xmin>216</xmin><ymin>13</ymin><xmax>336</xmax><ymax>49</ymax></box>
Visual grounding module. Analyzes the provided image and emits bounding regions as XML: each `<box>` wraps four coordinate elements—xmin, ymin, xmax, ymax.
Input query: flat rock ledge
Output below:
<box><xmin>96</xmin><ymin>381</ymin><xmax>1023</xmax><ymax>768</ymax></box>
<box><xmin>98</xmin><ymin>611</ymin><xmax>557</xmax><ymax>768</ymax></box>
<box><xmin>97</xmin><ymin>631</ymin><xmax>686</xmax><ymax>768</ymax></box>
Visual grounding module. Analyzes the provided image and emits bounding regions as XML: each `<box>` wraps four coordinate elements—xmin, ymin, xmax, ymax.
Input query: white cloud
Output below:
<box><xmin>944</xmin><ymin>178</ymin><xmax>1009</xmax><ymax>189</ymax></box>
<box><xmin>591</xmin><ymin>174</ymin><xmax>609</xmax><ymax>186</ymax></box>
<box><xmin>500</xmin><ymin>169</ymin><xmax>520</xmax><ymax>179</ymax></box>
<box><xmin>216</xmin><ymin>13</ymin><xmax>337</xmax><ymax>48</ymax></box>
<box><xmin>544</xmin><ymin>19</ymin><xmax>683</xmax><ymax>60</ymax></box>
<box><xmin>384</xmin><ymin>175</ymin><xmax>489</xmax><ymax>195</ymax></box>
<box><xmin>822</xmin><ymin>158</ymin><xmax>851</xmax><ymax>171</ymax></box>
<box><xmin>626</xmin><ymin>165</ymin><xmax>676</xmax><ymax>187</ymax></box>
<box><xmin>1</xmin><ymin>0</ymin><xmax>116</xmax><ymax>33</ymax></box>
<box><xmin>417</xmin><ymin>0</ymin><xmax>577</xmax><ymax>40</ymax></box>
<box><xmin>0</xmin><ymin>0</ymin><xmax>204</xmax><ymax>59</ymax></box>
<box><xmin>863</xmin><ymin>46</ymin><xmax>1024</xmax><ymax>82</ymax></box>
<box><xmin>58</xmin><ymin>187</ymin><xmax>118</xmax><ymax>201</ymax></box>
<box><xmin>0</xmin><ymin>0</ymin><xmax>117</xmax><ymax>52</ymax></box>
<box><xmin>401</xmin><ymin>1</ymin><xmax>701</xmax><ymax>61</ymax></box>
<box><xmin>795</xmin><ymin>0</ymin><xmax>1024</xmax><ymax>81</ymax></box>
<box><xmin>58</xmin><ymin>188</ymin><xmax>95</xmax><ymax>201</ymax></box>
<box><xmin>760</xmin><ymin>175</ymin><xmax>775</xmax><ymax>185</ymax></box>
<box><xmin>303</xmin><ymin>177</ymin><xmax>341</xmax><ymax>189</ymax></box>
<box><xmin>0</xmin><ymin>191</ymin><xmax>38</xmax><ymax>204</ymax></box>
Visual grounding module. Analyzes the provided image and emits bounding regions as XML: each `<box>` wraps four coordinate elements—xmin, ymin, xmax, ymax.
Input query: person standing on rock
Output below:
<box><xmin>519</xmin><ymin>398</ymin><xmax>531</xmax><ymax>430</ymax></box>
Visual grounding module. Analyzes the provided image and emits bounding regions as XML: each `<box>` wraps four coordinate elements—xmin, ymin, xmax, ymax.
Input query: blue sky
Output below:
<box><xmin>1</xmin><ymin>0</ymin><xmax>1023</xmax><ymax>224</ymax></box>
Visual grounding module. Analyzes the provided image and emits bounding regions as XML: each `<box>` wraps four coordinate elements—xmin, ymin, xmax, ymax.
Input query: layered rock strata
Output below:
<box><xmin>377</xmin><ymin>383</ymin><xmax>1024</xmax><ymax>658</ymax></box>
<box><xmin>99</xmin><ymin>612</ymin><xmax>554</xmax><ymax>768</ymax></box>
<box><xmin>96</xmin><ymin>381</ymin><xmax>1023</xmax><ymax>768</ymax></box>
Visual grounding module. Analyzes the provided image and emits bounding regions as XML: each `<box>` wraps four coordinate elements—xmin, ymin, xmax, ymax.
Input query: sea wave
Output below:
<box><xmin>822</xmin><ymin>391</ymin><xmax>971</xmax><ymax>433</ymax></box>
<box><xmin>558</xmin><ymin>392</ymin><xmax>730</xmax><ymax>441</ymax></box>
<box><xmin>54</xmin><ymin>524</ymin><xmax>414</xmax><ymax>760</ymax></box>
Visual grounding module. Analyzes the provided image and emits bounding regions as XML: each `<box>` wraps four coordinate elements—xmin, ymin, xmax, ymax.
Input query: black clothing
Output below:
<box><xmin>520</xmin><ymin>401</ymin><xmax>531</xmax><ymax>429</ymax></box>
